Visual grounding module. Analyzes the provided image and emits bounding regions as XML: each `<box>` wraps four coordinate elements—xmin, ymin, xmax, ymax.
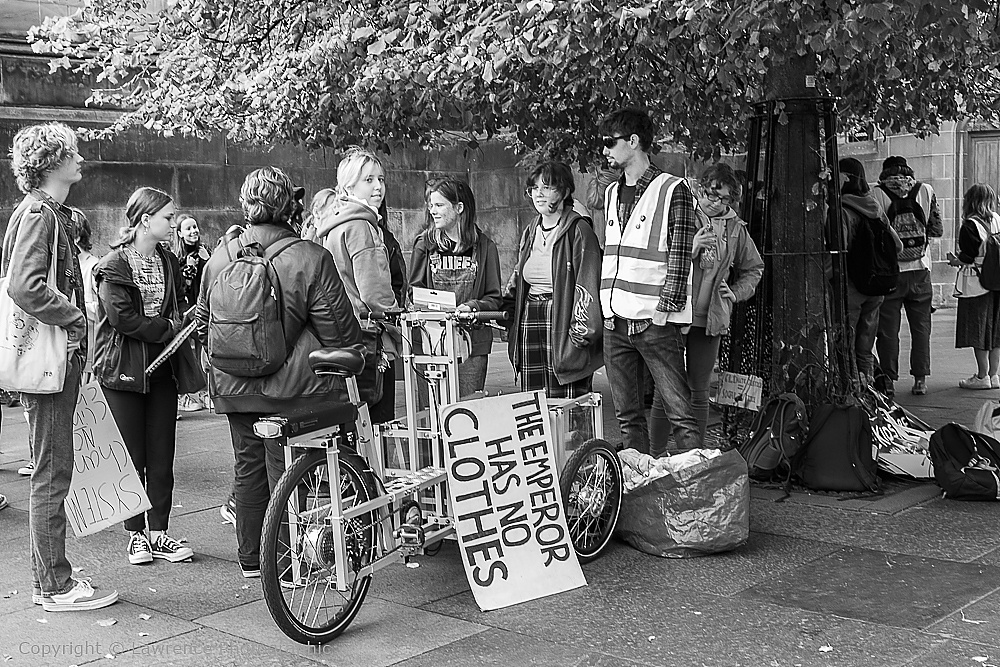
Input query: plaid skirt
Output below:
<box><xmin>519</xmin><ymin>296</ymin><xmax>592</xmax><ymax>398</ymax></box>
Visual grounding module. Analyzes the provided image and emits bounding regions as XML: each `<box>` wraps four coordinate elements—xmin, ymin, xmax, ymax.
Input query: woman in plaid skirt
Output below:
<box><xmin>503</xmin><ymin>162</ymin><xmax>604</xmax><ymax>398</ymax></box>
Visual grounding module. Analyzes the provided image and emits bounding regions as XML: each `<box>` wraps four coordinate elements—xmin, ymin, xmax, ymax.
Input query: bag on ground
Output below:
<box><xmin>877</xmin><ymin>183</ymin><xmax>927</xmax><ymax>263</ymax></box>
<box><xmin>974</xmin><ymin>400</ymin><xmax>1000</xmax><ymax>441</ymax></box>
<box><xmin>846</xmin><ymin>211</ymin><xmax>899</xmax><ymax>296</ymax></box>
<box><xmin>796</xmin><ymin>404</ymin><xmax>880</xmax><ymax>493</ymax></box>
<box><xmin>616</xmin><ymin>448</ymin><xmax>749</xmax><ymax>558</ymax></box>
<box><xmin>929</xmin><ymin>423</ymin><xmax>1000</xmax><ymax>500</ymax></box>
<box><xmin>736</xmin><ymin>392</ymin><xmax>808</xmax><ymax>482</ymax></box>
<box><xmin>207</xmin><ymin>234</ymin><xmax>301</xmax><ymax>377</ymax></box>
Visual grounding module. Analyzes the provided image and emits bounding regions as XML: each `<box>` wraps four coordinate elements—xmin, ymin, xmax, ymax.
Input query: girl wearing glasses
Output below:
<box><xmin>503</xmin><ymin>162</ymin><xmax>603</xmax><ymax>397</ymax></box>
<box><xmin>409</xmin><ymin>178</ymin><xmax>502</xmax><ymax>395</ymax></box>
<box><xmin>650</xmin><ymin>163</ymin><xmax>763</xmax><ymax>443</ymax></box>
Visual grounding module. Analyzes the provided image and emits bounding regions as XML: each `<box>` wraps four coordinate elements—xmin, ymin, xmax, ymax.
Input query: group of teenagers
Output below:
<box><xmin>1</xmin><ymin>107</ymin><xmax>770</xmax><ymax>612</ymax></box>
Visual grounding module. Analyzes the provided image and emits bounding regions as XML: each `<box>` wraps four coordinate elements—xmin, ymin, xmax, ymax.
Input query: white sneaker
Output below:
<box><xmin>151</xmin><ymin>533</ymin><xmax>194</xmax><ymax>562</ymax></box>
<box><xmin>0</xmin><ymin>494</ymin><xmax>8</xmax><ymax>511</ymax></box>
<box><xmin>960</xmin><ymin>374</ymin><xmax>992</xmax><ymax>390</ymax></box>
<box><xmin>128</xmin><ymin>531</ymin><xmax>153</xmax><ymax>565</ymax></box>
<box><xmin>992</xmin><ymin>375</ymin><xmax>1000</xmax><ymax>389</ymax></box>
<box><xmin>42</xmin><ymin>578</ymin><xmax>118</xmax><ymax>612</ymax></box>
<box><xmin>17</xmin><ymin>462</ymin><xmax>33</xmax><ymax>476</ymax></box>
<box><xmin>178</xmin><ymin>394</ymin><xmax>204</xmax><ymax>412</ymax></box>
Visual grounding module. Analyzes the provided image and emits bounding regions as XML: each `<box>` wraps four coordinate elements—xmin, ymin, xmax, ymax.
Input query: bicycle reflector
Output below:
<box><xmin>253</xmin><ymin>418</ymin><xmax>285</xmax><ymax>439</ymax></box>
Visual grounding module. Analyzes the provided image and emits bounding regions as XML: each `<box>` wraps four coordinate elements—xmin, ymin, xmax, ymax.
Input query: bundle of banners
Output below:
<box><xmin>865</xmin><ymin>390</ymin><xmax>934</xmax><ymax>480</ymax></box>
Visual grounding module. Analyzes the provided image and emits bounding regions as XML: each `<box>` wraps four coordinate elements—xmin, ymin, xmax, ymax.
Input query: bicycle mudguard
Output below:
<box><xmin>255</xmin><ymin>401</ymin><xmax>358</xmax><ymax>439</ymax></box>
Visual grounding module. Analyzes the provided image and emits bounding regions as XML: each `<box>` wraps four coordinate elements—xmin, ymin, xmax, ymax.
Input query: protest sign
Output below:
<box><xmin>441</xmin><ymin>391</ymin><xmax>586</xmax><ymax>611</ymax></box>
<box><xmin>65</xmin><ymin>382</ymin><xmax>151</xmax><ymax>537</ymax></box>
<box><xmin>716</xmin><ymin>372</ymin><xmax>763</xmax><ymax>411</ymax></box>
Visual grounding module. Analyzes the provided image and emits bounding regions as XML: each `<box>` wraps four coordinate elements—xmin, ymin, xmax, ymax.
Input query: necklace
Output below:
<box><xmin>539</xmin><ymin>223</ymin><xmax>557</xmax><ymax>245</ymax></box>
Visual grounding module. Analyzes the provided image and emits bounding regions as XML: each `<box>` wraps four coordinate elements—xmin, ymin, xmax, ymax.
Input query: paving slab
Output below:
<box><xmin>926</xmin><ymin>586</ymin><xmax>1000</xmax><ymax>649</ymax></box>
<box><xmin>198</xmin><ymin>597</ymin><xmax>488</xmax><ymax>667</ymax></box>
<box><xmin>421</xmin><ymin>586</ymin><xmax>940</xmax><ymax>667</ymax></box>
<box><xmin>740</xmin><ymin>547</ymin><xmax>1000</xmax><ymax>630</ymax></box>
<box><xmin>391</xmin><ymin>627</ymin><xmax>647</xmax><ymax>667</ymax></box>
<box><xmin>586</xmin><ymin>532</ymin><xmax>839</xmax><ymax>597</ymax></box>
<box><xmin>0</xmin><ymin>601</ymin><xmax>199</xmax><ymax>667</ymax></box>
<box><xmin>73</xmin><ymin>627</ymin><xmax>327</xmax><ymax>667</ymax></box>
<box><xmin>751</xmin><ymin>479</ymin><xmax>942</xmax><ymax>515</ymax></box>
<box><xmin>901</xmin><ymin>637</ymin><xmax>1000</xmax><ymax>667</ymax></box>
<box><xmin>0</xmin><ymin>535</ymin><xmax>37</xmax><ymax>616</ymax></box>
<box><xmin>367</xmin><ymin>540</ymin><xmax>473</xmax><ymax>608</ymax></box>
<box><xmin>751</xmin><ymin>497</ymin><xmax>1000</xmax><ymax>562</ymax></box>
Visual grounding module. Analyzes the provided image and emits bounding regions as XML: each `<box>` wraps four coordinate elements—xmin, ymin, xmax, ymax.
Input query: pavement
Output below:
<box><xmin>1</xmin><ymin>307</ymin><xmax>999</xmax><ymax>667</ymax></box>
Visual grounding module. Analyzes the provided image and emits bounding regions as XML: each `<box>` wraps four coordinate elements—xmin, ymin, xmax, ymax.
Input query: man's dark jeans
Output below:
<box><xmin>603</xmin><ymin>318</ymin><xmax>701</xmax><ymax>457</ymax></box>
<box><xmin>226</xmin><ymin>413</ymin><xmax>286</xmax><ymax>570</ymax></box>
<box><xmin>23</xmin><ymin>354</ymin><xmax>81</xmax><ymax>596</ymax></box>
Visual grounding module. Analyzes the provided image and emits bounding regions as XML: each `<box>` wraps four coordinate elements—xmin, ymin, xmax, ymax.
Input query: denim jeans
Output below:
<box><xmin>847</xmin><ymin>283</ymin><xmax>883</xmax><ymax>377</ymax></box>
<box><xmin>604</xmin><ymin>318</ymin><xmax>700</xmax><ymax>456</ymax></box>
<box><xmin>651</xmin><ymin>326</ymin><xmax>720</xmax><ymax>445</ymax></box>
<box><xmin>23</xmin><ymin>354</ymin><xmax>82</xmax><ymax>596</ymax></box>
<box><xmin>226</xmin><ymin>413</ymin><xmax>286</xmax><ymax>569</ymax></box>
<box><xmin>877</xmin><ymin>269</ymin><xmax>932</xmax><ymax>380</ymax></box>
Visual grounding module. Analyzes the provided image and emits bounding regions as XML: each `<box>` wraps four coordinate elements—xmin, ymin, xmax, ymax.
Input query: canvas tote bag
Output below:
<box><xmin>0</xmin><ymin>212</ymin><xmax>69</xmax><ymax>394</ymax></box>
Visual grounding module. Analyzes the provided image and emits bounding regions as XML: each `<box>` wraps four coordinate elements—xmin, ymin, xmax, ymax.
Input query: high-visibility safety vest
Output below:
<box><xmin>601</xmin><ymin>173</ymin><xmax>692</xmax><ymax>322</ymax></box>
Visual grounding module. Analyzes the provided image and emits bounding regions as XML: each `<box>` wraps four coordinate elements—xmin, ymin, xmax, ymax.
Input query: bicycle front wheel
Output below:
<box><xmin>260</xmin><ymin>448</ymin><xmax>378</xmax><ymax>644</ymax></box>
<box><xmin>560</xmin><ymin>438</ymin><xmax>623</xmax><ymax>563</ymax></box>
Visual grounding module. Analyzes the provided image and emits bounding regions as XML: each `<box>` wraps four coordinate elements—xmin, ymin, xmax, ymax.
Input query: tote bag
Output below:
<box><xmin>0</xmin><ymin>213</ymin><xmax>69</xmax><ymax>394</ymax></box>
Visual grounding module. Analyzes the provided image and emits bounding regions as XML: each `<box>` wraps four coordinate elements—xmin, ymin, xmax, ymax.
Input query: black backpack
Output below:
<box><xmin>929</xmin><ymin>423</ymin><xmax>1000</xmax><ymax>501</ymax></box>
<box><xmin>737</xmin><ymin>393</ymin><xmax>808</xmax><ymax>482</ymax></box>
<box><xmin>845</xmin><ymin>205</ymin><xmax>899</xmax><ymax>296</ymax></box>
<box><xmin>971</xmin><ymin>217</ymin><xmax>1000</xmax><ymax>291</ymax></box>
<box><xmin>207</xmin><ymin>233</ymin><xmax>302</xmax><ymax>377</ymax></box>
<box><xmin>878</xmin><ymin>183</ymin><xmax>927</xmax><ymax>263</ymax></box>
<box><xmin>796</xmin><ymin>404</ymin><xmax>880</xmax><ymax>493</ymax></box>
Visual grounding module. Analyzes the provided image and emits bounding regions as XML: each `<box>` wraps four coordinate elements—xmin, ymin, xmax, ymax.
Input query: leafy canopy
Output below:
<box><xmin>30</xmin><ymin>0</ymin><xmax>1000</xmax><ymax>167</ymax></box>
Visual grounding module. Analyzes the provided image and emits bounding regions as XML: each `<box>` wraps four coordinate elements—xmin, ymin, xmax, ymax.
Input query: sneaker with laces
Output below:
<box><xmin>0</xmin><ymin>494</ymin><xmax>8</xmax><ymax>511</ymax></box>
<box><xmin>992</xmin><ymin>376</ymin><xmax>1000</xmax><ymax>389</ymax></box>
<box><xmin>220</xmin><ymin>496</ymin><xmax>237</xmax><ymax>526</ymax></box>
<box><xmin>128</xmin><ymin>531</ymin><xmax>153</xmax><ymax>565</ymax></box>
<box><xmin>240</xmin><ymin>564</ymin><xmax>261</xmax><ymax>578</ymax></box>
<box><xmin>151</xmin><ymin>533</ymin><xmax>194</xmax><ymax>562</ymax></box>
<box><xmin>911</xmin><ymin>377</ymin><xmax>927</xmax><ymax>395</ymax></box>
<box><xmin>17</xmin><ymin>461</ymin><xmax>33</xmax><ymax>476</ymax></box>
<box><xmin>42</xmin><ymin>578</ymin><xmax>118</xmax><ymax>612</ymax></box>
<box><xmin>959</xmin><ymin>374</ymin><xmax>992</xmax><ymax>390</ymax></box>
<box><xmin>178</xmin><ymin>394</ymin><xmax>204</xmax><ymax>412</ymax></box>
<box><xmin>32</xmin><ymin>592</ymin><xmax>45</xmax><ymax>605</ymax></box>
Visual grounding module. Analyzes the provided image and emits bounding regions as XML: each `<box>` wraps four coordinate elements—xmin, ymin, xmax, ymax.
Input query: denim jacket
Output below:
<box><xmin>1</xmin><ymin>192</ymin><xmax>87</xmax><ymax>357</ymax></box>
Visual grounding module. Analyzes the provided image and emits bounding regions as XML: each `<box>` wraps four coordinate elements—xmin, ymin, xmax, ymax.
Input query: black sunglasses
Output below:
<box><xmin>601</xmin><ymin>135</ymin><xmax>630</xmax><ymax>149</ymax></box>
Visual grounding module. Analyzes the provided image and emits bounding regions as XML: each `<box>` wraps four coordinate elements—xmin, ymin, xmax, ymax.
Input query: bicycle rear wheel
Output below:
<box><xmin>560</xmin><ymin>438</ymin><xmax>622</xmax><ymax>563</ymax></box>
<box><xmin>261</xmin><ymin>448</ymin><xmax>378</xmax><ymax>644</ymax></box>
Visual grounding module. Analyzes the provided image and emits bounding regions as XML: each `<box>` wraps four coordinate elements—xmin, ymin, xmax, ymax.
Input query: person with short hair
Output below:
<box><xmin>598</xmin><ymin>107</ymin><xmax>701</xmax><ymax>456</ymax></box>
<box><xmin>504</xmin><ymin>161</ymin><xmax>603</xmax><ymax>397</ymax></box>
<box><xmin>409</xmin><ymin>177</ymin><xmax>504</xmax><ymax>395</ymax></box>
<box><xmin>1</xmin><ymin>122</ymin><xmax>118</xmax><ymax>611</ymax></box>
<box><xmin>948</xmin><ymin>184</ymin><xmax>1000</xmax><ymax>389</ymax></box>
<box><xmin>196</xmin><ymin>166</ymin><xmax>362</xmax><ymax>578</ymax></box>
<box><xmin>871</xmin><ymin>155</ymin><xmax>943</xmax><ymax>396</ymax></box>
<box><xmin>650</xmin><ymin>163</ymin><xmax>764</xmax><ymax>443</ymax></box>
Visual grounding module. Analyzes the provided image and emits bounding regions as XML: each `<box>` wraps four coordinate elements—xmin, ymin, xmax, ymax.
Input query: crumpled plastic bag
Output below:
<box><xmin>615</xmin><ymin>448</ymin><xmax>749</xmax><ymax>558</ymax></box>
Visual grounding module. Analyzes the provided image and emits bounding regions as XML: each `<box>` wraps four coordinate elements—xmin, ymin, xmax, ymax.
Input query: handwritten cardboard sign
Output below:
<box><xmin>65</xmin><ymin>382</ymin><xmax>151</xmax><ymax>537</ymax></box>
<box><xmin>441</xmin><ymin>391</ymin><xmax>586</xmax><ymax>611</ymax></box>
<box><xmin>716</xmin><ymin>372</ymin><xmax>764</xmax><ymax>412</ymax></box>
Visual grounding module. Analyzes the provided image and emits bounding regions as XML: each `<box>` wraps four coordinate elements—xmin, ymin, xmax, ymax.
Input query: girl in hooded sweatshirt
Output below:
<box><xmin>316</xmin><ymin>148</ymin><xmax>397</xmax><ymax>422</ymax></box>
<box><xmin>409</xmin><ymin>178</ymin><xmax>503</xmax><ymax>396</ymax></box>
<box><xmin>838</xmin><ymin>158</ymin><xmax>903</xmax><ymax>386</ymax></box>
<box><xmin>649</xmin><ymin>163</ymin><xmax>764</xmax><ymax>447</ymax></box>
<box><xmin>504</xmin><ymin>161</ymin><xmax>603</xmax><ymax>398</ymax></box>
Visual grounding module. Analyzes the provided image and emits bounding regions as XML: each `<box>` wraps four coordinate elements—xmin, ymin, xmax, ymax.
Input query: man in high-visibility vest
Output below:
<box><xmin>598</xmin><ymin>107</ymin><xmax>701</xmax><ymax>456</ymax></box>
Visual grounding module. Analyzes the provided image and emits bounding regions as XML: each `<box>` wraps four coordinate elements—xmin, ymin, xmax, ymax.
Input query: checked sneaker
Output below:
<box><xmin>220</xmin><ymin>496</ymin><xmax>237</xmax><ymax>527</ymax></box>
<box><xmin>43</xmin><ymin>578</ymin><xmax>118</xmax><ymax>612</ymax></box>
<box><xmin>128</xmin><ymin>531</ymin><xmax>153</xmax><ymax>565</ymax></box>
<box><xmin>151</xmin><ymin>533</ymin><xmax>194</xmax><ymax>562</ymax></box>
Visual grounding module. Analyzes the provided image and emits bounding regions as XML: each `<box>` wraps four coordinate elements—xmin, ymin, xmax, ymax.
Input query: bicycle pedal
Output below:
<box><xmin>394</xmin><ymin>524</ymin><xmax>426</xmax><ymax>554</ymax></box>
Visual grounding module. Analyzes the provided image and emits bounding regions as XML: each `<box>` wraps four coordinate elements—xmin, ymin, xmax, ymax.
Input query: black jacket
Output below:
<box><xmin>93</xmin><ymin>245</ymin><xmax>183</xmax><ymax>393</ymax></box>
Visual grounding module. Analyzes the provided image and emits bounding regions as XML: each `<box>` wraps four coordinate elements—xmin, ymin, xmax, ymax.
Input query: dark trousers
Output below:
<box><xmin>226</xmin><ymin>412</ymin><xmax>286</xmax><ymax>569</ymax></box>
<box><xmin>876</xmin><ymin>268</ymin><xmax>933</xmax><ymax>380</ymax></box>
<box><xmin>104</xmin><ymin>376</ymin><xmax>179</xmax><ymax>532</ymax></box>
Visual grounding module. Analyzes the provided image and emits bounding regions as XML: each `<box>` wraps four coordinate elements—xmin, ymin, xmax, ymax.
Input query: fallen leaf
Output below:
<box><xmin>96</xmin><ymin>618</ymin><xmax>117</xmax><ymax>627</ymax></box>
<box><xmin>692</xmin><ymin>611</ymin><xmax>702</xmax><ymax>615</ymax></box>
<box><xmin>172</xmin><ymin>504</ymin><xmax>183</xmax><ymax>508</ymax></box>
<box><xmin>241</xmin><ymin>584</ymin><xmax>249</xmax><ymax>590</ymax></box>
<box><xmin>972</xmin><ymin>658</ymin><xmax>988</xmax><ymax>664</ymax></box>
<box><xmin>819</xmin><ymin>645</ymin><xmax>833</xmax><ymax>653</ymax></box>
<box><xmin>406</xmin><ymin>561</ymin><xmax>420</xmax><ymax>569</ymax></box>
<box><xmin>148</xmin><ymin>588</ymin><xmax>156</xmax><ymax>593</ymax></box>
<box><xmin>138</xmin><ymin>613</ymin><xmax>151</xmax><ymax>620</ymax></box>
<box><xmin>138</xmin><ymin>632</ymin><xmax>149</xmax><ymax>637</ymax></box>
<box><xmin>36</xmin><ymin>618</ymin><xmax>48</xmax><ymax>623</ymax></box>
<box><xmin>3</xmin><ymin>656</ymin><xmax>11</xmax><ymax>663</ymax></box>
<box><xmin>648</xmin><ymin>635</ymin><xmax>656</xmax><ymax>642</ymax></box>
<box><xmin>105</xmin><ymin>654</ymin><xmax>115</xmax><ymax>659</ymax></box>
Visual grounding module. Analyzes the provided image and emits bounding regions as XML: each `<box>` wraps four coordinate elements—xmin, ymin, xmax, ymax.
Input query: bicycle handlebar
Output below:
<box><xmin>453</xmin><ymin>310</ymin><xmax>508</xmax><ymax>323</ymax></box>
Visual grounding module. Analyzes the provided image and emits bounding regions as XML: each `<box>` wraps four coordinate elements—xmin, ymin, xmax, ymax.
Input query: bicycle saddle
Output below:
<box><xmin>308</xmin><ymin>344</ymin><xmax>366</xmax><ymax>377</ymax></box>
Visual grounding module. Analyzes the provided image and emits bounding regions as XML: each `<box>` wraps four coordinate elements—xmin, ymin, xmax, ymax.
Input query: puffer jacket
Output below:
<box><xmin>93</xmin><ymin>245</ymin><xmax>182</xmax><ymax>393</ymax></box>
<box><xmin>504</xmin><ymin>208</ymin><xmax>604</xmax><ymax>385</ymax></box>
<box><xmin>195</xmin><ymin>223</ymin><xmax>362</xmax><ymax>414</ymax></box>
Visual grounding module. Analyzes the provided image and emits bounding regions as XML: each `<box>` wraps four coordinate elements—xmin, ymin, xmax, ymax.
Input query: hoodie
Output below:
<box><xmin>316</xmin><ymin>196</ymin><xmax>397</xmax><ymax>321</ymax></box>
<box><xmin>841</xmin><ymin>193</ymin><xmax>886</xmax><ymax>247</ymax></box>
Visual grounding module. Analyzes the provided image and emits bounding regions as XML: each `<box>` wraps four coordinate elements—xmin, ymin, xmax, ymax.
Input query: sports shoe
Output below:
<box><xmin>992</xmin><ymin>375</ymin><xmax>1000</xmax><ymax>389</ymax></box>
<box><xmin>220</xmin><ymin>496</ymin><xmax>237</xmax><ymax>526</ymax></box>
<box><xmin>32</xmin><ymin>592</ymin><xmax>45</xmax><ymax>605</ymax></box>
<box><xmin>240</xmin><ymin>564</ymin><xmax>261</xmax><ymax>578</ymax></box>
<box><xmin>17</xmin><ymin>462</ymin><xmax>33</xmax><ymax>476</ymax></box>
<box><xmin>178</xmin><ymin>394</ymin><xmax>204</xmax><ymax>412</ymax></box>
<box><xmin>911</xmin><ymin>377</ymin><xmax>927</xmax><ymax>395</ymax></box>
<box><xmin>42</xmin><ymin>578</ymin><xmax>118</xmax><ymax>612</ymax></box>
<box><xmin>128</xmin><ymin>531</ymin><xmax>153</xmax><ymax>565</ymax></box>
<box><xmin>959</xmin><ymin>374</ymin><xmax>991</xmax><ymax>390</ymax></box>
<box><xmin>151</xmin><ymin>533</ymin><xmax>194</xmax><ymax>562</ymax></box>
<box><xmin>0</xmin><ymin>494</ymin><xmax>8</xmax><ymax>511</ymax></box>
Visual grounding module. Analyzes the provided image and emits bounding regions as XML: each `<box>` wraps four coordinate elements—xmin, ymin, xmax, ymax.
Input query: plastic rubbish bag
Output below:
<box><xmin>616</xmin><ymin>448</ymin><xmax>749</xmax><ymax>558</ymax></box>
